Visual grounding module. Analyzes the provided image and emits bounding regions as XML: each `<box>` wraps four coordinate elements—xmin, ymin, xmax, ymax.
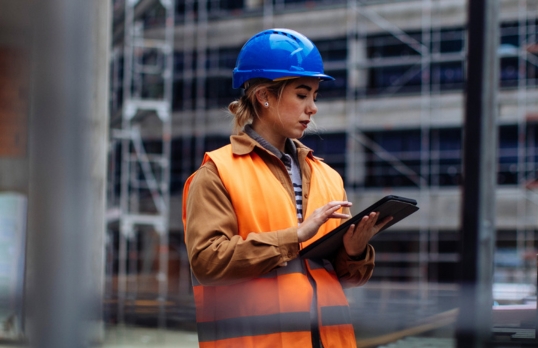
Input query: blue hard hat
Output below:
<box><xmin>232</xmin><ymin>28</ymin><xmax>335</xmax><ymax>89</ymax></box>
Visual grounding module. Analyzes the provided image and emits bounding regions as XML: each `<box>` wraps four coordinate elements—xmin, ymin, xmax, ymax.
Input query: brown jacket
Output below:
<box><xmin>184</xmin><ymin>132</ymin><xmax>375</xmax><ymax>288</ymax></box>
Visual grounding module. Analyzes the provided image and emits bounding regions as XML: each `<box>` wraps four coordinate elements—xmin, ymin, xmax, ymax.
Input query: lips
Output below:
<box><xmin>299</xmin><ymin>120</ymin><xmax>310</xmax><ymax>129</ymax></box>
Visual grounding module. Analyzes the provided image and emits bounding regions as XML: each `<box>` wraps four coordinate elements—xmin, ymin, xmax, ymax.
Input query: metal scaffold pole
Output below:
<box><xmin>456</xmin><ymin>0</ymin><xmax>499</xmax><ymax>346</ymax></box>
<box><xmin>108</xmin><ymin>0</ymin><xmax>175</xmax><ymax>331</ymax></box>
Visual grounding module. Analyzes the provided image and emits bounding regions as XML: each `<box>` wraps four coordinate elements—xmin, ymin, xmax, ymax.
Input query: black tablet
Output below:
<box><xmin>299</xmin><ymin>195</ymin><xmax>419</xmax><ymax>259</ymax></box>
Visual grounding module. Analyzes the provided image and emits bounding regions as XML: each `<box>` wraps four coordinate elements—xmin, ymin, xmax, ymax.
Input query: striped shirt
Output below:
<box><xmin>281</xmin><ymin>153</ymin><xmax>303</xmax><ymax>222</ymax></box>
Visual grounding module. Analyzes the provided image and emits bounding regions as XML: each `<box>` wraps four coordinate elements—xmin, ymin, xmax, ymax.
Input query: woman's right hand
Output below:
<box><xmin>297</xmin><ymin>201</ymin><xmax>352</xmax><ymax>243</ymax></box>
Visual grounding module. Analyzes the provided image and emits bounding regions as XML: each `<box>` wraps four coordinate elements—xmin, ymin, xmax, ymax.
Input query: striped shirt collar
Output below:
<box><xmin>243</xmin><ymin>125</ymin><xmax>300</xmax><ymax>165</ymax></box>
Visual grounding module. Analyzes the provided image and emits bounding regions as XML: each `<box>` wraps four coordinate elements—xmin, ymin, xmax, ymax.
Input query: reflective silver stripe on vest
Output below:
<box><xmin>306</xmin><ymin>258</ymin><xmax>335</xmax><ymax>273</ymax></box>
<box><xmin>191</xmin><ymin>259</ymin><xmax>305</xmax><ymax>285</ymax></box>
<box><xmin>320</xmin><ymin>305</ymin><xmax>352</xmax><ymax>326</ymax></box>
<box><xmin>197</xmin><ymin>311</ymin><xmax>311</xmax><ymax>342</ymax></box>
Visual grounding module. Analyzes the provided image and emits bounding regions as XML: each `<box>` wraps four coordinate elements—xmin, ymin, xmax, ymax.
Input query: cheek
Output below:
<box><xmin>281</xmin><ymin>101</ymin><xmax>301</xmax><ymax>115</ymax></box>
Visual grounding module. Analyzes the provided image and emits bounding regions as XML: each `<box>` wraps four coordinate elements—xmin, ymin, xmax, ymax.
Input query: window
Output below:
<box><xmin>141</xmin><ymin>2</ymin><xmax>166</xmax><ymax>29</ymax></box>
<box><xmin>169</xmin><ymin>135</ymin><xmax>232</xmax><ymax>193</ymax></box>
<box><xmin>316</xmin><ymin>37</ymin><xmax>347</xmax><ymax>62</ymax></box>
<box><xmin>361</xmin><ymin>125</ymin><xmax>538</xmax><ymax>189</ymax></box>
<box><xmin>319</xmin><ymin>70</ymin><xmax>347</xmax><ymax>99</ymax></box>
<box><xmin>499</xmin><ymin>21</ymin><xmax>538</xmax><ymax>87</ymax></box>
<box><xmin>500</xmin><ymin>57</ymin><xmax>519</xmax><ymax>87</ymax></box>
<box><xmin>431</xmin><ymin>61</ymin><xmax>465</xmax><ymax>91</ymax></box>
<box><xmin>370</xmin><ymin>230</ymin><xmax>459</xmax><ymax>283</ymax></box>
<box><xmin>174</xmin><ymin>52</ymin><xmax>184</xmax><ymax>73</ymax></box>
<box><xmin>438</xmin><ymin>29</ymin><xmax>464</xmax><ymax>54</ymax></box>
<box><xmin>498</xmin><ymin>125</ymin><xmax>519</xmax><ymax>185</ymax></box>
<box><xmin>205</xmin><ymin>77</ymin><xmax>241</xmax><ymax>109</ymax></box>
<box><xmin>217</xmin><ymin>0</ymin><xmax>243</xmax><ymax>11</ymax></box>
<box><xmin>313</xmin><ymin>37</ymin><xmax>347</xmax><ymax>99</ymax></box>
<box><xmin>177</xmin><ymin>0</ymin><xmax>245</xmax><ymax>20</ymax></box>
<box><xmin>363</xmin><ymin>130</ymin><xmax>422</xmax><ymax>187</ymax></box>
<box><xmin>366</xmin><ymin>29</ymin><xmax>464</xmax><ymax>94</ymax></box>
<box><xmin>175</xmin><ymin>0</ymin><xmax>198</xmax><ymax>22</ymax></box>
<box><xmin>494</xmin><ymin>230</ymin><xmax>538</xmax><ymax>283</ymax></box>
<box><xmin>217</xmin><ymin>47</ymin><xmax>241</xmax><ymax>69</ymax></box>
<box><xmin>368</xmin><ymin>64</ymin><xmax>423</xmax><ymax>94</ymax></box>
<box><xmin>199</xmin><ymin>46</ymin><xmax>242</xmax><ymax>109</ymax></box>
<box><xmin>170</xmin><ymin>137</ymin><xmax>195</xmax><ymax>192</ymax></box>
<box><xmin>170</xmin><ymin>126</ymin><xmax>538</xmax><ymax>191</ymax></box>
<box><xmin>301</xmin><ymin>133</ymin><xmax>347</xmax><ymax>181</ymax></box>
<box><xmin>368</xmin><ymin>32</ymin><xmax>422</xmax><ymax>59</ymax></box>
<box><xmin>430</xmin><ymin>128</ymin><xmax>462</xmax><ymax>186</ymax></box>
<box><xmin>141</xmin><ymin>75</ymin><xmax>164</xmax><ymax>99</ymax></box>
<box><xmin>365</xmin><ymin>22</ymin><xmax>537</xmax><ymax>94</ymax></box>
<box><xmin>274</xmin><ymin>0</ymin><xmax>346</xmax><ymax>7</ymax></box>
<box><xmin>369</xmin><ymin>231</ymin><xmax>421</xmax><ymax>282</ymax></box>
<box><xmin>204</xmin><ymin>135</ymin><xmax>230</xmax><ymax>152</ymax></box>
<box><xmin>172</xmin><ymin>79</ymin><xmax>196</xmax><ymax>111</ymax></box>
<box><xmin>526</xmin><ymin>122</ymin><xmax>538</xmax><ymax>183</ymax></box>
<box><xmin>110</xmin><ymin>56</ymin><xmax>125</xmax><ymax>113</ymax></box>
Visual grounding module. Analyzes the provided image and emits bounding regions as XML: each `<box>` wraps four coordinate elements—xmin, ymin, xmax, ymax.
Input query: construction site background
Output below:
<box><xmin>1</xmin><ymin>0</ymin><xmax>537</xmax><ymax>347</ymax></box>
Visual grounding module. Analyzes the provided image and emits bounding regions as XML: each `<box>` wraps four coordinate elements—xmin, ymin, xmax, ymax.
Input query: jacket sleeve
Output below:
<box><xmin>332</xmin><ymin>244</ymin><xmax>375</xmax><ymax>288</ymax></box>
<box><xmin>330</xmin><ymin>192</ymin><xmax>376</xmax><ymax>288</ymax></box>
<box><xmin>184</xmin><ymin>160</ymin><xmax>300</xmax><ymax>286</ymax></box>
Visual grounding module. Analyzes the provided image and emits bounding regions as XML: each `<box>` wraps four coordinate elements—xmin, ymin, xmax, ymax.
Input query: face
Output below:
<box><xmin>254</xmin><ymin>77</ymin><xmax>319</xmax><ymax>150</ymax></box>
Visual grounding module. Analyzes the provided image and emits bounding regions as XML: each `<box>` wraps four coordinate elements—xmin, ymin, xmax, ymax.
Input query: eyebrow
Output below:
<box><xmin>295</xmin><ymin>84</ymin><xmax>318</xmax><ymax>93</ymax></box>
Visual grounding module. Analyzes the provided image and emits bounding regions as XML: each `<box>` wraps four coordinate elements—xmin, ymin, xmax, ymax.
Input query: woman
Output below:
<box><xmin>182</xmin><ymin>28</ymin><xmax>391</xmax><ymax>348</ymax></box>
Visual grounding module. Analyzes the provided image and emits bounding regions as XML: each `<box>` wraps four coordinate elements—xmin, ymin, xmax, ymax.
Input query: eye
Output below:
<box><xmin>297</xmin><ymin>94</ymin><xmax>307</xmax><ymax>99</ymax></box>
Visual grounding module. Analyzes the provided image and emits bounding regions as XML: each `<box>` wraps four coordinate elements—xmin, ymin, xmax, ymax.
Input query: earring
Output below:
<box><xmin>264</xmin><ymin>102</ymin><xmax>269</xmax><ymax>108</ymax></box>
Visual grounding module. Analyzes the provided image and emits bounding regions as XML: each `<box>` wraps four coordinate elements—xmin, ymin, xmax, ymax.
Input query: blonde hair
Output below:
<box><xmin>228</xmin><ymin>79</ymin><xmax>288</xmax><ymax>134</ymax></box>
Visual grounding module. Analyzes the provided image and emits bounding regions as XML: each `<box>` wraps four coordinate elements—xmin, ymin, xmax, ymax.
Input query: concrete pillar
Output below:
<box><xmin>25</xmin><ymin>0</ymin><xmax>110</xmax><ymax>347</ymax></box>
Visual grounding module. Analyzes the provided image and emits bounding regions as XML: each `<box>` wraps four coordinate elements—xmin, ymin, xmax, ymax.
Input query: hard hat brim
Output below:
<box><xmin>233</xmin><ymin>70</ymin><xmax>335</xmax><ymax>89</ymax></box>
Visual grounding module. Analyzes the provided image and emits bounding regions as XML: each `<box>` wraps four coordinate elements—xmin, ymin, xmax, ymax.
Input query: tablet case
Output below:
<box><xmin>299</xmin><ymin>195</ymin><xmax>419</xmax><ymax>259</ymax></box>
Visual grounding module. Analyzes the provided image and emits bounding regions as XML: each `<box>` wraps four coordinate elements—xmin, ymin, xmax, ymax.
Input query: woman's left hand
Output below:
<box><xmin>342</xmin><ymin>212</ymin><xmax>393</xmax><ymax>257</ymax></box>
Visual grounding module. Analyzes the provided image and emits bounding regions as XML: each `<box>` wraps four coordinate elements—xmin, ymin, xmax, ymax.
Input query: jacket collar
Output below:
<box><xmin>230</xmin><ymin>129</ymin><xmax>317</xmax><ymax>161</ymax></box>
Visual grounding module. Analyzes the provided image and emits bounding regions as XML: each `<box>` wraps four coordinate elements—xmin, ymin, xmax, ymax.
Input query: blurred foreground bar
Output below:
<box><xmin>457</xmin><ymin>0</ymin><xmax>499</xmax><ymax>347</ymax></box>
<box><xmin>26</xmin><ymin>1</ymin><xmax>110</xmax><ymax>347</ymax></box>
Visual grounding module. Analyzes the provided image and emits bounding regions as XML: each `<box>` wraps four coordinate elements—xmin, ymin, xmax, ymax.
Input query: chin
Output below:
<box><xmin>292</xmin><ymin>131</ymin><xmax>305</xmax><ymax>139</ymax></box>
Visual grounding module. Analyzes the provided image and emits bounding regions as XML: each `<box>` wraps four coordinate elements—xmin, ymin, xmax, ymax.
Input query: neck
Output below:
<box><xmin>251</xmin><ymin>122</ymin><xmax>287</xmax><ymax>153</ymax></box>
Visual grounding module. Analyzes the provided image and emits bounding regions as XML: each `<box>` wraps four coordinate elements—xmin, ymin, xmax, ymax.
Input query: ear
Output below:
<box><xmin>255</xmin><ymin>88</ymin><xmax>268</xmax><ymax>107</ymax></box>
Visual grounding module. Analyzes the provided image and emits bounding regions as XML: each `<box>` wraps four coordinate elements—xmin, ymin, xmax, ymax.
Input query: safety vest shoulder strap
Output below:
<box><xmin>206</xmin><ymin>145</ymin><xmax>297</xmax><ymax>238</ymax></box>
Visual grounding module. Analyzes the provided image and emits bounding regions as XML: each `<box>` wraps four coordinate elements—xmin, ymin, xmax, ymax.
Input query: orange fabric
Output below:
<box><xmin>183</xmin><ymin>133</ymin><xmax>375</xmax><ymax>288</ymax></box>
<box><xmin>203</xmin><ymin>146</ymin><xmax>297</xmax><ymax>237</ymax></box>
<box><xmin>198</xmin><ymin>331</ymin><xmax>312</xmax><ymax>348</ymax></box>
<box><xmin>300</xmin><ymin>154</ymin><xmax>346</xmax><ymax>249</ymax></box>
<box><xmin>183</xmin><ymin>144</ymin><xmax>357</xmax><ymax>348</ymax></box>
<box><xmin>191</xmin><ymin>272</ymin><xmax>313</xmax><ymax>322</ymax></box>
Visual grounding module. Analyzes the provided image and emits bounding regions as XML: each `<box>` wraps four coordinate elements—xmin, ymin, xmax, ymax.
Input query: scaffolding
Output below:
<box><xmin>156</xmin><ymin>0</ymin><xmax>538</xmax><ymax>287</ymax></box>
<box><xmin>345</xmin><ymin>0</ymin><xmax>444</xmax><ymax>289</ymax></box>
<box><xmin>104</xmin><ymin>0</ymin><xmax>538</xmax><ymax>337</ymax></box>
<box><xmin>107</xmin><ymin>0</ymin><xmax>175</xmax><ymax>329</ymax></box>
<box><xmin>343</xmin><ymin>0</ymin><xmax>538</xmax><ymax>292</ymax></box>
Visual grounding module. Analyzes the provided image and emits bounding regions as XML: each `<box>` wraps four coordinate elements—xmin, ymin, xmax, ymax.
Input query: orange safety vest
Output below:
<box><xmin>183</xmin><ymin>145</ymin><xmax>357</xmax><ymax>348</ymax></box>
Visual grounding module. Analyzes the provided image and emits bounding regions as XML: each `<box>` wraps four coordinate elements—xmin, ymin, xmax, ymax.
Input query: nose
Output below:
<box><xmin>306</xmin><ymin>99</ymin><xmax>318</xmax><ymax>116</ymax></box>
